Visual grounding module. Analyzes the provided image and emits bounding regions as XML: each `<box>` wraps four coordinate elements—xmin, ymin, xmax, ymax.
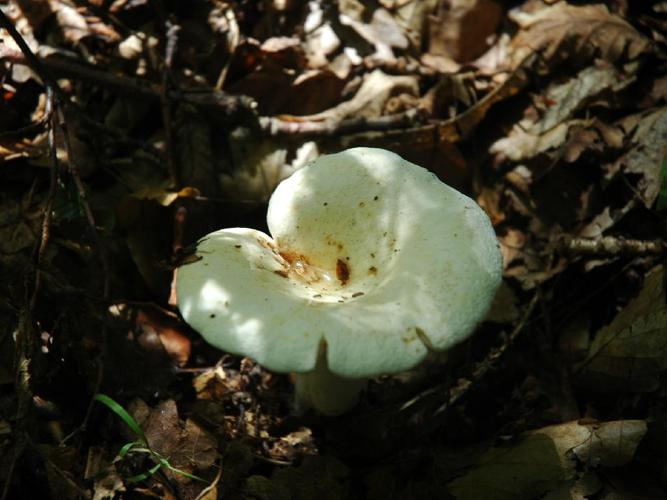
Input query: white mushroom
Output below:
<box><xmin>177</xmin><ymin>147</ymin><xmax>502</xmax><ymax>415</ymax></box>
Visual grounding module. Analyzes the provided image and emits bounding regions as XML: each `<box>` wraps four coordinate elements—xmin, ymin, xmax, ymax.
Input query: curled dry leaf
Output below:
<box><xmin>293</xmin><ymin>69</ymin><xmax>418</xmax><ymax>123</ymax></box>
<box><xmin>563</xmin><ymin>119</ymin><xmax>625</xmax><ymax>163</ymax></box>
<box><xmin>340</xmin><ymin>7</ymin><xmax>409</xmax><ymax>63</ymax></box>
<box><xmin>221</xmin><ymin>139</ymin><xmax>319</xmax><ymax>201</ymax></box>
<box><xmin>268</xmin><ymin>427</ymin><xmax>318</xmax><ymax>462</ymax></box>
<box><xmin>52</xmin><ymin>1</ymin><xmax>92</xmax><ymax>44</ymax></box>
<box><xmin>490</xmin><ymin>64</ymin><xmax>636</xmax><ymax>162</ymax></box>
<box><xmin>509</xmin><ymin>3</ymin><xmax>650</xmax><ymax>68</ymax></box>
<box><xmin>134</xmin><ymin>307</ymin><xmax>192</xmax><ymax>367</ymax></box>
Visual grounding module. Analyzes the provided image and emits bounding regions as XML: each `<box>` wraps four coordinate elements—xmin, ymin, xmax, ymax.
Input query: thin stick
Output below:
<box><xmin>0</xmin><ymin>14</ymin><xmax>63</xmax><ymax>499</ymax></box>
<box><xmin>560</xmin><ymin>235</ymin><xmax>667</xmax><ymax>257</ymax></box>
<box><xmin>160</xmin><ymin>18</ymin><xmax>181</xmax><ymax>187</ymax></box>
<box><xmin>399</xmin><ymin>293</ymin><xmax>539</xmax><ymax>415</ymax></box>
<box><xmin>438</xmin><ymin>293</ymin><xmax>539</xmax><ymax>413</ymax></box>
<box><xmin>258</xmin><ymin>108</ymin><xmax>427</xmax><ymax>138</ymax></box>
<box><xmin>0</xmin><ymin>12</ymin><xmax>111</xmax><ymax>445</ymax></box>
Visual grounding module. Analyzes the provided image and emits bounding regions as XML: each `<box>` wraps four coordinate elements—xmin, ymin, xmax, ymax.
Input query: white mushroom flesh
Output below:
<box><xmin>178</xmin><ymin>148</ymin><xmax>502</xmax><ymax>383</ymax></box>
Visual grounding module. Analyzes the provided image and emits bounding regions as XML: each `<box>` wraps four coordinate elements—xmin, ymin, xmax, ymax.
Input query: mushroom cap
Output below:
<box><xmin>177</xmin><ymin>148</ymin><xmax>502</xmax><ymax>378</ymax></box>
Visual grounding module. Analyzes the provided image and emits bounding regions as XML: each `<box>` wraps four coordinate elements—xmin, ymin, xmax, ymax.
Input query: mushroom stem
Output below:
<box><xmin>294</xmin><ymin>351</ymin><xmax>367</xmax><ymax>416</ymax></box>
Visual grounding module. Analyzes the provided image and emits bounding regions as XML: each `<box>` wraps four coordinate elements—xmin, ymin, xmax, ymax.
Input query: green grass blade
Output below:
<box><xmin>118</xmin><ymin>441</ymin><xmax>146</xmax><ymax>459</ymax></box>
<box><xmin>94</xmin><ymin>393</ymin><xmax>148</xmax><ymax>443</ymax></box>
<box><xmin>126</xmin><ymin>462</ymin><xmax>162</xmax><ymax>483</ymax></box>
<box><xmin>162</xmin><ymin>461</ymin><xmax>208</xmax><ymax>483</ymax></box>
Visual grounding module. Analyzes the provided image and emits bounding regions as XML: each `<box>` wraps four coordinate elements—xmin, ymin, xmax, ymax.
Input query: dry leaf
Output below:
<box><xmin>340</xmin><ymin>7</ymin><xmax>408</xmax><ymax>59</ymax></box>
<box><xmin>244</xmin><ymin>455</ymin><xmax>349</xmax><ymax>500</ymax></box>
<box><xmin>221</xmin><ymin>139</ymin><xmax>318</xmax><ymax>201</ymax></box>
<box><xmin>294</xmin><ymin>69</ymin><xmax>418</xmax><ymax>122</ymax></box>
<box><xmin>229</xmin><ymin>39</ymin><xmax>346</xmax><ymax>115</ymax></box>
<box><xmin>576</xmin><ymin>266</ymin><xmax>667</xmax><ymax>392</ymax></box>
<box><xmin>427</xmin><ymin>0</ymin><xmax>503</xmax><ymax>63</ymax></box>
<box><xmin>509</xmin><ymin>3</ymin><xmax>649</xmax><ymax>68</ymax></box>
<box><xmin>86</xmin><ymin>446</ymin><xmax>126</xmax><ymax>500</ymax></box>
<box><xmin>491</xmin><ymin>120</ymin><xmax>572</xmax><ymax>162</ymax></box>
<box><xmin>490</xmin><ymin>64</ymin><xmax>635</xmax><ymax>162</ymax></box>
<box><xmin>447</xmin><ymin>419</ymin><xmax>647</xmax><ymax>500</ymax></box>
<box><xmin>534</xmin><ymin>64</ymin><xmax>636</xmax><ymax>132</ymax></box>
<box><xmin>486</xmin><ymin>281</ymin><xmax>520</xmax><ymax>323</ymax></box>
<box><xmin>563</xmin><ymin>120</ymin><xmax>624</xmax><ymax>163</ymax></box>
<box><xmin>141</xmin><ymin>400</ymin><xmax>217</xmax><ymax>498</ymax></box>
<box><xmin>134</xmin><ymin>306</ymin><xmax>192</xmax><ymax>367</ymax></box>
<box><xmin>51</xmin><ymin>0</ymin><xmax>91</xmax><ymax>44</ymax></box>
<box><xmin>617</xmin><ymin>106</ymin><xmax>667</xmax><ymax>208</ymax></box>
<box><xmin>131</xmin><ymin>186</ymin><xmax>201</xmax><ymax>207</ymax></box>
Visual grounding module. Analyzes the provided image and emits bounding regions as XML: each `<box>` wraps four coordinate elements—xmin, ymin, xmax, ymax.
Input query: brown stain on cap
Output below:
<box><xmin>336</xmin><ymin>259</ymin><xmax>350</xmax><ymax>286</ymax></box>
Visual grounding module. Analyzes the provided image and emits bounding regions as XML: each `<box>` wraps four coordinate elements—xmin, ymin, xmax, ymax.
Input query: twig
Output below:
<box><xmin>157</xmin><ymin>11</ymin><xmax>185</xmax><ymax>306</ymax></box>
<box><xmin>437</xmin><ymin>292</ymin><xmax>540</xmax><ymax>413</ymax></box>
<box><xmin>1</xmin><ymin>45</ymin><xmax>538</xmax><ymax>146</ymax></box>
<box><xmin>399</xmin><ymin>293</ymin><xmax>539</xmax><ymax>415</ymax></box>
<box><xmin>0</xmin><ymin>119</ymin><xmax>47</xmax><ymax>138</ymax></box>
<box><xmin>71</xmin><ymin>0</ymin><xmax>131</xmax><ymax>37</ymax></box>
<box><xmin>58</xmin><ymin>106</ymin><xmax>112</xmax><ymax>440</ymax></box>
<box><xmin>30</xmin><ymin>87</ymin><xmax>60</xmax><ymax>310</ymax></box>
<box><xmin>0</xmin><ymin>13</ymin><xmax>63</xmax><ymax>500</ymax></box>
<box><xmin>3</xmin><ymin>92</ymin><xmax>56</xmax><ymax>500</ymax></box>
<box><xmin>0</xmin><ymin>14</ymin><xmax>112</xmax><ymax>445</ymax></box>
<box><xmin>559</xmin><ymin>235</ymin><xmax>667</xmax><ymax>257</ymax></box>
<box><xmin>26</xmin><ymin>435</ymin><xmax>91</xmax><ymax>499</ymax></box>
<box><xmin>160</xmin><ymin>18</ymin><xmax>181</xmax><ymax>187</ymax></box>
<box><xmin>194</xmin><ymin>459</ymin><xmax>222</xmax><ymax>500</ymax></box>
<box><xmin>1</xmin><ymin>49</ymin><xmax>429</xmax><ymax>138</ymax></box>
<box><xmin>259</xmin><ymin>108</ymin><xmax>428</xmax><ymax>137</ymax></box>
<box><xmin>0</xmin><ymin>49</ymin><xmax>255</xmax><ymax>116</ymax></box>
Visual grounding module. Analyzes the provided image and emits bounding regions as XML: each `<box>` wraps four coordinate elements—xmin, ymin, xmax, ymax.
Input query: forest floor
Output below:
<box><xmin>1</xmin><ymin>0</ymin><xmax>666</xmax><ymax>498</ymax></box>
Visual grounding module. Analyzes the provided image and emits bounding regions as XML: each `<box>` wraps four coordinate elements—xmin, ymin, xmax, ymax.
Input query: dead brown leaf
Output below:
<box><xmin>135</xmin><ymin>306</ymin><xmax>192</xmax><ymax>367</ymax></box>
<box><xmin>293</xmin><ymin>69</ymin><xmax>418</xmax><ymax>122</ymax></box>
<box><xmin>617</xmin><ymin>106</ymin><xmax>667</xmax><ymax>208</ymax></box>
<box><xmin>576</xmin><ymin>265</ymin><xmax>667</xmax><ymax>393</ymax></box>
<box><xmin>509</xmin><ymin>3</ymin><xmax>650</xmax><ymax>68</ymax></box>
<box><xmin>447</xmin><ymin>419</ymin><xmax>647</xmax><ymax>500</ymax></box>
<box><xmin>52</xmin><ymin>1</ymin><xmax>92</xmax><ymax>44</ymax></box>
<box><xmin>563</xmin><ymin>120</ymin><xmax>624</xmax><ymax>163</ymax></box>
<box><xmin>221</xmin><ymin>138</ymin><xmax>318</xmax><ymax>202</ymax></box>
<box><xmin>427</xmin><ymin>0</ymin><xmax>503</xmax><ymax>63</ymax></box>
<box><xmin>340</xmin><ymin>7</ymin><xmax>408</xmax><ymax>63</ymax></box>
<box><xmin>140</xmin><ymin>400</ymin><xmax>218</xmax><ymax>497</ymax></box>
<box><xmin>490</xmin><ymin>64</ymin><xmax>636</xmax><ymax>162</ymax></box>
<box><xmin>228</xmin><ymin>38</ymin><xmax>347</xmax><ymax>116</ymax></box>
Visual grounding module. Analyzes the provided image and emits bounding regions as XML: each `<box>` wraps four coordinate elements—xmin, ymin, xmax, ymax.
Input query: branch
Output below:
<box><xmin>258</xmin><ymin>108</ymin><xmax>428</xmax><ymax>138</ymax></box>
<box><xmin>1</xmin><ymin>48</ymin><xmax>430</xmax><ymax>138</ymax></box>
<box><xmin>559</xmin><ymin>236</ymin><xmax>667</xmax><ymax>257</ymax></box>
<box><xmin>0</xmin><ymin>48</ymin><xmax>255</xmax><ymax>117</ymax></box>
